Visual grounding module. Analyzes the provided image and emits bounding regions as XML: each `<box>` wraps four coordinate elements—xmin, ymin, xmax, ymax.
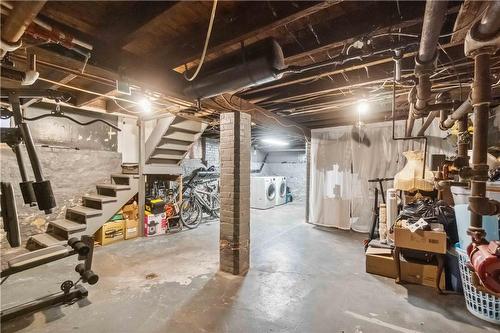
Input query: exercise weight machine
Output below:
<box><xmin>0</xmin><ymin>89</ymin><xmax>99</xmax><ymax>322</ymax></box>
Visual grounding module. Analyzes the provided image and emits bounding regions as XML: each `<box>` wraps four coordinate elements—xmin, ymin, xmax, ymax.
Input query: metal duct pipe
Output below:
<box><xmin>408</xmin><ymin>0</ymin><xmax>449</xmax><ymax>134</ymax></box>
<box><xmin>440</xmin><ymin>96</ymin><xmax>473</xmax><ymax>129</ymax></box>
<box><xmin>477</xmin><ymin>1</ymin><xmax>500</xmax><ymax>39</ymax></box>
<box><xmin>418</xmin><ymin>0</ymin><xmax>449</xmax><ymax>63</ymax></box>
<box><xmin>469</xmin><ymin>53</ymin><xmax>491</xmax><ymax>235</ymax></box>
<box><xmin>417</xmin><ymin>92</ymin><xmax>452</xmax><ymax>136</ymax></box>
<box><xmin>0</xmin><ymin>1</ymin><xmax>46</xmax><ymax>58</ymax></box>
<box><xmin>184</xmin><ymin>39</ymin><xmax>285</xmax><ymax>100</ymax></box>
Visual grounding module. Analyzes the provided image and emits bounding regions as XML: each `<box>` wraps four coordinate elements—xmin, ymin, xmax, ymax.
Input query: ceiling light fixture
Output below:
<box><xmin>357</xmin><ymin>100</ymin><xmax>369</xmax><ymax>114</ymax></box>
<box><xmin>138</xmin><ymin>97</ymin><xmax>152</xmax><ymax>113</ymax></box>
<box><xmin>261</xmin><ymin>138</ymin><xmax>289</xmax><ymax>146</ymax></box>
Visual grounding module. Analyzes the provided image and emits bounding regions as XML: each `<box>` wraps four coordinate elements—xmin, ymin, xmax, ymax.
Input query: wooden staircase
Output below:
<box><xmin>27</xmin><ymin>174</ymin><xmax>139</xmax><ymax>249</ymax></box>
<box><xmin>26</xmin><ymin>115</ymin><xmax>207</xmax><ymax>249</ymax></box>
<box><xmin>144</xmin><ymin>116</ymin><xmax>207</xmax><ymax>175</ymax></box>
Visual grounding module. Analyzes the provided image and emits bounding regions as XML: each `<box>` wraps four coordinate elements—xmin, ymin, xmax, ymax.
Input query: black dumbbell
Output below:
<box><xmin>68</xmin><ymin>237</ymin><xmax>90</xmax><ymax>256</ymax></box>
<box><xmin>75</xmin><ymin>263</ymin><xmax>99</xmax><ymax>285</ymax></box>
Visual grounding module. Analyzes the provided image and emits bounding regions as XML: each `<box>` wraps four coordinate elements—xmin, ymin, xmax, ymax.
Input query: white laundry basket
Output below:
<box><xmin>456</xmin><ymin>247</ymin><xmax>500</xmax><ymax>324</ymax></box>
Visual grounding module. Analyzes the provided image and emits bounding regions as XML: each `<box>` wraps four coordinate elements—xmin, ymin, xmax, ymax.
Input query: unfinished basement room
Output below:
<box><xmin>1</xmin><ymin>0</ymin><xmax>500</xmax><ymax>332</ymax></box>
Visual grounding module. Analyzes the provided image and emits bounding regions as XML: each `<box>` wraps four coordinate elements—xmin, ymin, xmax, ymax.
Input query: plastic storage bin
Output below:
<box><xmin>452</xmin><ymin>183</ymin><xmax>500</xmax><ymax>250</ymax></box>
<box><xmin>456</xmin><ymin>247</ymin><xmax>500</xmax><ymax>324</ymax></box>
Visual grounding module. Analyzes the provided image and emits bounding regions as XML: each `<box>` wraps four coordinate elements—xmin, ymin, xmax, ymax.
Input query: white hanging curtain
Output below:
<box><xmin>309</xmin><ymin>120</ymin><xmax>454</xmax><ymax>233</ymax></box>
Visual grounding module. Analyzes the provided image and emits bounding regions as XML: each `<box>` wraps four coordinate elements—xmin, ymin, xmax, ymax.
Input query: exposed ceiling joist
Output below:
<box><xmin>280</xmin><ymin>3</ymin><xmax>459</xmax><ymax>66</ymax></box>
<box><xmin>163</xmin><ymin>1</ymin><xmax>341</xmax><ymax>71</ymax></box>
<box><xmin>101</xmin><ymin>2</ymin><xmax>179</xmax><ymax>48</ymax></box>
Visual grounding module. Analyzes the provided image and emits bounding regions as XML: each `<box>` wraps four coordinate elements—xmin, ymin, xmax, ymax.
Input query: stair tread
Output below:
<box><xmin>50</xmin><ymin>219</ymin><xmax>86</xmax><ymax>232</ymax></box>
<box><xmin>30</xmin><ymin>233</ymin><xmax>66</xmax><ymax>247</ymax></box>
<box><xmin>170</xmin><ymin>120</ymin><xmax>204</xmax><ymax>133</ymax></box>
<box><xmin>96</xmin><ymin>183</ymin><xmax>131</xmax><ymax>190</ymax></box>
<box><xmin>162</xmin><ymin>131</ymin><xmax>196</xmax><ymax>142</ymax></box>
<box><xmin>67</xmin><ymin>205</ymin><xmax>102</xmax><ymax>217</ymax></box>
<box><xmin>157</xmin><ymin>142</ymin><xmax>191</xmax><ymax>151</ymax></box>
<box><xmin>153</xmin><ymin>148</ymin><xmax>185</xmax><ymax>155</ymax></box>
<box><xmin>110</xmin><ymin>173</ymin><xmax>133</xmax><ymax>178</ymax></box>
<box><xmin>83</xmin><ymin>194</ymin><xmax>117</xmax><ymax>203</ymax></box>
<box><xmin>149</xmin><ymin>154</ymin><xmax>183</xmax><ymax>160</ymax></box>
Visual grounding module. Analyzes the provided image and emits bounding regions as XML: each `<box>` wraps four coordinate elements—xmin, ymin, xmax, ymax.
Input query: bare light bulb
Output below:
<box><xmin>138</xmin><ymin>98</ymin><xmax>152</xmax><ymax>113</ymax></box>
<box><xmin>357</xmin><ymin>100</ymin><xmax>369</xmax><ymax>114</ymax></box>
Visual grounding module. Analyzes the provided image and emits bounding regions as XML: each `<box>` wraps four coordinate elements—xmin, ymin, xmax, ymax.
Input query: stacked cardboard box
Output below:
<box><xmin>366</xmin><ymin>225</ymin><xmax>447</xmax><ymax>290</ymax></box>
<box><xmin>95</xmin><ymin>220</ymin><xmax>125</xmax><ymax>245</ymax></box>
<box><xmin>365</xmin><ymin>248</ymin><xmax>445</xmax><ymax>289</ymax></box>
<box><xmin>122</xmin><ymin>202</ymin><xmax>139</xmax><ymax>240</ymax></box>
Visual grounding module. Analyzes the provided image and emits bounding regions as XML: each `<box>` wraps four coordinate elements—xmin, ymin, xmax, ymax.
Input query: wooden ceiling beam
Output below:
<box><xmin>106</xmin><ymin>2</ymin><xmax>180</xmax><ymax>49</ymax></box>
<box><xmin>157</xmin><ymin>1</ymin><xmax>341</xmax><ymax>71</ymax></box>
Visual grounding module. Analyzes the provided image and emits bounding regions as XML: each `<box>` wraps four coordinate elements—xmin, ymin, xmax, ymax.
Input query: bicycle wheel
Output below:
<box><xmin>210</xmin><ymin>195</ymin><xmax>220</xmax><ymax>218</ymax></box>
<box><xmin>180</xmin><ymin>197</ymin><xmax>202</xmax><ymax>229</ymax></box>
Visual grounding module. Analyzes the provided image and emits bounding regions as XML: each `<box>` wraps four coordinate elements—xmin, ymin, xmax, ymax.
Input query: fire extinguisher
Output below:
<box><xmin>467</xmin><ymin>241</ymin><xmax>500</xmax><ymax>294</ymax></box>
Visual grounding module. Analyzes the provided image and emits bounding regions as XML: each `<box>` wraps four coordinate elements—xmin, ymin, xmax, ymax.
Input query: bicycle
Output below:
<box><xmin>180</xmin><ymin>179</ymin><xmax>220</xmax><ymax>229</ymax></box>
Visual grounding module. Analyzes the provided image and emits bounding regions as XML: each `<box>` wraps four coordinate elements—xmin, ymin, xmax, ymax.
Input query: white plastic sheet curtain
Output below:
<box><xmin>309</xmin><ymin>120</ymin><xmax>454</xmax><ymax>233</ymax></box>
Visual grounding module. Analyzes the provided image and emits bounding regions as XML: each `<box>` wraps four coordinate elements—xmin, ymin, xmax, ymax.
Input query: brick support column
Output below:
<box><xmin>219</xmin><ymin>112</ymin><xmax>251</xmax><ymax>275</ymax></box>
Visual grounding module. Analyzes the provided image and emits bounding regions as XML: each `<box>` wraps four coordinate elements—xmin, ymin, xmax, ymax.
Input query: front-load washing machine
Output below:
<box><xmin>275</xmin><ymin>176</ymin><xmax>287</xmax><ymax>205</ymax></box>
<box><xmin>251</xmin><ymin>176</ymin><xmax>276</xmax><ymax>209</ymax></box>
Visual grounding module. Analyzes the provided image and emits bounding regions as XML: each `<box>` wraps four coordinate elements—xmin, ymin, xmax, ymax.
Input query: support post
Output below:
<box><xmin>138</xmin><ymin>118</ymin><xmax>146</xmax><ymax>237</ymax></box>
<box><xmin>219</xmin><ymin>112</ymin><xmax>251</xmax><ymax>275</ymax></box>
<box><xmin>305</xmin><ymin>140</ymin><xmax>311</xmax><ymax>223</ymax></box>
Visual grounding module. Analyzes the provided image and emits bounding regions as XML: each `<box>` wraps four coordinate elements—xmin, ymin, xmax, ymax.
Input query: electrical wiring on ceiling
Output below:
<box><xmin>219</xmin><ymin>95</ymin><xmax>311</xmax><ymax>142</ymax></box>
<box><xmin>183</xmin><ymin>0</ymin><xmax>218</xmax><ymax>82</ymax></box>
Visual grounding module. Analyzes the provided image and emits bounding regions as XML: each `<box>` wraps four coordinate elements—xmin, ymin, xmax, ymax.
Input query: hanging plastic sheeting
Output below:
<box><xmin>310</xmin><ymin>120</ymin><xmax>455</xmax><ymax>233</ymax></box>
<box><xmin>309</xmin><ymin>125</ymin><xmax>353</xmax><ymax>229</ymax></box>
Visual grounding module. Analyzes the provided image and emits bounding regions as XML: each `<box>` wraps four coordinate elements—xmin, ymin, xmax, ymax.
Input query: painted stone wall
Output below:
<box><xmin>0</xmin><ymin>105</ymin><xmax>122</xmax><ymax>250</ymax></box>
<box><xmin>0</xmin><ymin>146</ymin><xmax>122</xmax><ymax>249</ymax></box>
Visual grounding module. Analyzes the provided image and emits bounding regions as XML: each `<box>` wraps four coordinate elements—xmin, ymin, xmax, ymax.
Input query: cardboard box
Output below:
<box><xmin>122</xmin><ymin>202</ymin><xmax>138</xmax><ymax>220</ymax></box>
<box><xmin>366</xmin><ymin>249</ymin><xmax>397</xmax><ymax>278</ymax></box>
<box><xmin>125</xmin><ymin>219</ymin><xmax>138</xmax><ymax>240</ymax></box>
<box><xmin>402</xmin><ymin>260</ymin><xmax>445</xmax><ymax>289</ymax></box>
<box><xmin>365</xmin><ymin>247</ymin><xmax>445</xmax><ymax>289</ymax></box>
<box><xmin>144</xmin><ymin>213</ymin><xmax>167</xmax><ymax>237</ymax></box>
<box><xmin>394</xmin><ymin>227</ymin><xmax>447</xmax><ymax>254</ymax></box>
<box><xmin>95</xmin><ymin>220</ymin><xmax>125</xmax><ymax>245</ymax></box>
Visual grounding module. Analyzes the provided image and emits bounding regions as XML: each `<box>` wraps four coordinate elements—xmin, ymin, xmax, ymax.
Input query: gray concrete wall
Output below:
<box><xmin>0</xmin><ymin>146</ymin><xmax>122</xmax><ymax>249</ymax></box>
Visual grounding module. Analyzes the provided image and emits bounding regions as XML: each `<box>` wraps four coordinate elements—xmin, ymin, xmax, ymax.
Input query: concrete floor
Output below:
<box><xmin>1</xmin><ymin>202</ymin><xmax>497</xmax><ymax>333</ymax></box>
